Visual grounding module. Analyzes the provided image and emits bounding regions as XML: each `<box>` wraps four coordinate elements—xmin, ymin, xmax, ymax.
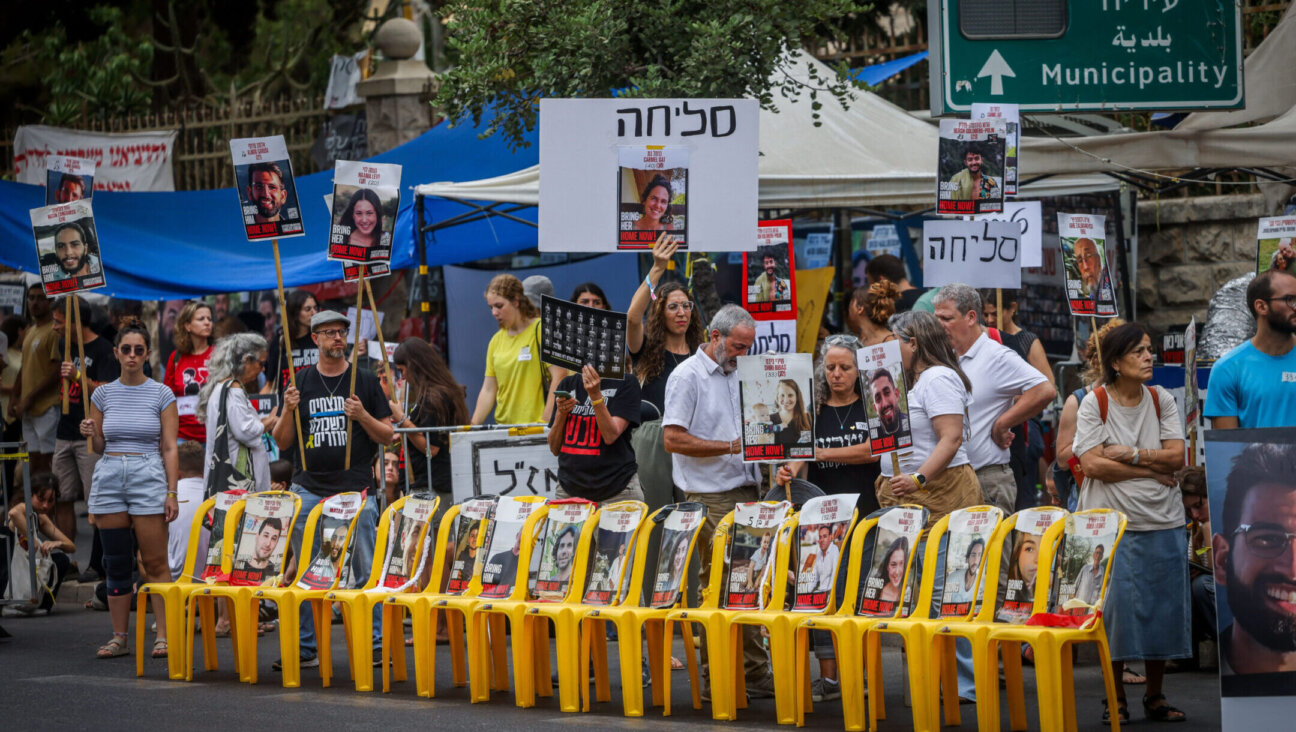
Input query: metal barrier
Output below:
<box><xmin>1</xmin><ymin>441</ymin><xmax>39</xmax><ymax>609</ymax></box>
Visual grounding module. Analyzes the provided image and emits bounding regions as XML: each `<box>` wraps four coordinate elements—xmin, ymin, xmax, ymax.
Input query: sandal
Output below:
<box><xmin>1102</xmin><ymin>698</ymin><xmax>1129</xmax><ymax>724</ymax></box>
<box><xmin>151</xmin><ymin>638</ymin><xmax>168</xmax><ymax>659</ymax></box>
<box><xmin>258</xmin><ymin>621</ymin><xmax>276</xmax><ymax>635</ymax></box>
<box><xmin>97</xmin><ymin>634</ymin><xmax>129</xmax><ymax>659</ymax></box>
<box><xmin>213</xmin><ymin>623</ymin><xmax>230</xmax><ymax>638</ymax></box>
<box><xmin>670</xmin><ymin>655</ymin><xmax>685</xmax><ymax>670</ymax></box>
<box><xmin>1143</xmin><ymin>693</ymin><xmax>1186</xmax><ymax>723</ymax></box>
<box><xmin>1122</xmin><ymin>665</ymin><xmax>1147</xmax><ymax>684</ymax></box>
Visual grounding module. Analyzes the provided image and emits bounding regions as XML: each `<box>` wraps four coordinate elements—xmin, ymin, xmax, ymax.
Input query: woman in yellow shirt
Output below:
<box><xmin>471</xmin><ymin>274</ymin><xmax>562</xmax><ymax>426</ymax></box>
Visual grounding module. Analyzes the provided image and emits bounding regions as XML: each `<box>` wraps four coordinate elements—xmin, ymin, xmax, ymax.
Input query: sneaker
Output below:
<box><xmin>372</xmin><ymin>649</ymin><xmax>388</xmax><ymax>667</ymax></box>
<box><xmin>811</xmin><ymin>677</ymin><xmax>841</xmax><ymax>702</ymax></box>
<box><xmin>746</xmin><ymin>674</ymin><xmax>776</xmax><ymax>700</ymax></box>
<box><xmin>272</xmin><ymin>653</ymin><xmax>319</xmax><ymax>671</ymax></box>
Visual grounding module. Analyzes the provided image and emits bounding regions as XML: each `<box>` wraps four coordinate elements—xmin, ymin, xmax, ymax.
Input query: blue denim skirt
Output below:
<box><xmin>88</xmin><ymin>453</ymin><xmax>168</xmax><ymax>516</ymax></box>
<box><xmin>1104</xmin><ymin>527</ymin><xmax>1191</xmax><ymax>661</ymax></box>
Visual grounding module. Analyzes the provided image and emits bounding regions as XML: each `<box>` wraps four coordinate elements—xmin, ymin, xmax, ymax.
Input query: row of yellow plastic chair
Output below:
<box><xmin>139</xmin><ymin>488</ymin><xmax>1127</xmax><ymax>732</ymax></box>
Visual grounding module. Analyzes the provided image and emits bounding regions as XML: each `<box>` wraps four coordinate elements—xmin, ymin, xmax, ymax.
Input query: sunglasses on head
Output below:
<box><xmin>118</xmin><ymin>344</ymin><xmax>146</xmax><ymax>356</ymax></box>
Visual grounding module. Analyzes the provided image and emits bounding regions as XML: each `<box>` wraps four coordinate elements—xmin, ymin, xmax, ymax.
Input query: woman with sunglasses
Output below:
<box><xmin>1072</xmin><ymin>322</ymin><xmax>1188</xmax><ymax>724</ymax></box>
<box><xmin>162</xmin><ymin>301</ymin><xmax>213</xmax><ymax>444</ymax></box>
<box><xmin>80</xmin><ymin>321</ymin><xmax>179</xmax><ymax>660</ymax></box>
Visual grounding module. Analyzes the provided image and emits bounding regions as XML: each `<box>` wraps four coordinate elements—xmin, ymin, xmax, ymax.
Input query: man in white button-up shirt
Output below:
<box><xmin>933</xmin><ymin>284</ymin><xmax>1056</xmax><ymax>513</ymax></box>
<box><xmin>662</xmin><ymin>304</ymin><xmax>772</xmax><ymax>693</ymax></box>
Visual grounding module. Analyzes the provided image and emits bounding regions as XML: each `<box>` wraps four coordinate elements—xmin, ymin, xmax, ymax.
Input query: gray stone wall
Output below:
<box><xmin>1136</xmin><ymin>193</ymin><xmax>1269</xmax><ymax>335</ymax></box>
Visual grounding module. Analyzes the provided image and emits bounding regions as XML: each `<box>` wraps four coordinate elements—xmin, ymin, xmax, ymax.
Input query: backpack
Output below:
<box><xmin>1065</xmin><ymin>384</ymin><xmax>1162</xmax><ymax>486</ymax></box>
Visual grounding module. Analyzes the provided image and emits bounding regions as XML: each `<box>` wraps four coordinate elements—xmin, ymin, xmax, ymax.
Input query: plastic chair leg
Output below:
<box><xmin>1032</xmin><ymin>636</ymin><xmax>1065</xmax><ymax>732</ymax></box>
<box><xmin>767</xmin><ymin>621</ymin><xmax>797</xmax><ymax>725</ymax></box>
<box><xmin>276</xmin><ymin>596</ymin><xmax>302</xmax><ymax>688</ymax></box>
<box><xmin>833</xmin><ymin>630</ymin><xmax>866</xmax><ymax>732</ymax></box>
<box><xmin>865</xmin><ymin>631</ymin><xmax>886</xmax><ymax>731</ymax></box>
<box><xmin>548</xmin><ymin>612</ymin><xmax>580</xmax><ymax>713</ymax></box>
<box><xmin>317</xmin><ymin>601</ymin><xmax>336</xmax><ymax>688</ymax></box>
<box><xmin>508</xmin><ymin>612</ymin><xmax>536</xmax><ymax>708</ymax></box>
<box><xmin>938</xmin><ymin>635</ymin><xmax>961</xmax><ymax>727</ymax></box>
<box><xmin>591</xmin><ymin>619</ymin><xmax>611</xmax><ymax>703</ymax></box>
<box><xmin>531</xmin><ymin>616</ymin><xmax>553</xmax><ymax>699</ymax></box>
<box><xmin>164</xmin><ymin>590</ymin><xmax>187</xmax><ymax>680</ymax></box>
<box><xmin>232</xmin><ymin>593</ymin><xmax>259</xmax><ymax>685</ymax></box>
<box><xmin>350</xmin><ymin>598</ymin><xmax>377</xmax><ymax>692</ymax></box>
<box><xmin>135</xmin><ymin>588</ymin><xmax>150</xmax><ymax>678</ymax></box>
<box><xmin>1061</xmin><ymin>642</ymin><xmax>1077</xmax><ymax>732</ymax></box>
<box><xmin>198</xmin><ymin>596</ymin><xmax>219</xmax><ymax>673</ymax></box>
<box><xmin>644</xmin><ymin>619</ymin><xmax>664</xmax><ymax>711</ymax></box>
<box><xmin>1000</xmin><ymin>640</ymin><xmax>1028</xmax><ymax>731</ymax></box>
<box><xmin>489</xmin><ymin>614</ymin><xmax>509</xmax><ymax>692</ymax></box>
<box><xmin>390</xmin><ymin>605</ymin><xmax>408</xmax><ymax>684</ymax></box>
<box><xmin>579</xmin><ymin>618</ymin><xmax>594</xmax><ymax>712</ymax></box>
<box><xmin>1096</xmin><ymin>638</ymin><xmax>1121</xmax><ymax>732</ymax></box>
<box><xmin>447</xmin><ymin>609</ymin><xmax>467</xmax><ymax>687</ymax></box>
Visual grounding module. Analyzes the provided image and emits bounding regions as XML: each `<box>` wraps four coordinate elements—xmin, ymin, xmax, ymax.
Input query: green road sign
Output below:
<box><xmin>929</xmin><ymin>0</ymin><xmax>1244</xmax><ymax>115</ymax></box>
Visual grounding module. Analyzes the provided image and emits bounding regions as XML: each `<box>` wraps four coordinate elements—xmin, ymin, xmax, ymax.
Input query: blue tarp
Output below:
<box><xmin>850</xmin><ymin>51</ymin><xmax>928</xmax><ymax>87</ymax></box>
<box><xmin>0</xmin><ymin>114</ymin><xmax>539</xmax><ymax>300</ymax></box>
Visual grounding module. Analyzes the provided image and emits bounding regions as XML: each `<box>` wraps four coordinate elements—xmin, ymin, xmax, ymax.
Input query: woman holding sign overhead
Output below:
<box><xmin>162</xmin><ymin>301</ymin><xmax>213</xmax><ymax>445</ymax></box>
<box><xmin>471</xmin><ymin>274</ymin><xmax>562</xmax><ymax>426</ymax></box>
<box><xmin>879</xmin><ymin>311</ymin><xmax>979</xmax><ymax>526</ymax></box>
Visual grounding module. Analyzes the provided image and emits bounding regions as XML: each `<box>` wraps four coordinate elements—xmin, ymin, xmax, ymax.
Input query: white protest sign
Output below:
<box><xmin>751</xmin><ymin>319</ymin><xmax>797</xmax><ymax>355</ymax></box>
<box><xmin>345</xmin><ymin>306</ymin><xmax>382</xmax><ymax>342</ymax></box>
<box><xmin>324</xmin><ymin>51</ymin><xmax>368</xmax><ymax>110</ymax></box>
<box><xmin>971</xmin><ymin>103</ymin><xmax>1020</xmax><ymax>197</ymax></box>
<box><xmin>922</xmin><ymin>219</ymin><xmax>1022</xmax><ymax>289</ymax></box>
<box><xmin>972</xmin><ymin>200</ymin><xmax>1042</xmax><ymax>269</ymax></box>
<box><xmin>539</xmin><ymin>98</ymin><xmax>758</xmax><ymax>253</ymax></box>
<box><xmin>449</xmin><ymin>429</ymin><xmax>559</xmax><ymax>503</ymax></box>
<box><xmin>15</xmin><ymin>125</ymin><xmax>176</xmax><ymax>192</ymax></box>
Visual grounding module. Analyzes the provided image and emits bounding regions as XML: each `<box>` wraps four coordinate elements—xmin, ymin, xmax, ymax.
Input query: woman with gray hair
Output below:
<box><xmin>198</xmin><ymin>332</ymin><xmax>273</xmax><ymax>495</ymax></box>
<box><xmin>881</xmin><ymin>310</ymin><xmax>979</xmax><ymax>526</ymax></box>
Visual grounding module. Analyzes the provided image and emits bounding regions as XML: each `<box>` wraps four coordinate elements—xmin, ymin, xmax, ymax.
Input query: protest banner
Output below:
<box><xmin>796</xmin><ymin>267</ymin><xmax>835</xmax><ymax>354</ymax></box>
<box><xmin>0</xmin><ymin>284</ymin><xmax>25</xmax><ymax>312</ymax></box>
<box><xmin>751</xmin><ymin>319</ymin><xmax>797</xmax><ymax>356</ymax></box>
<box><xmin>44</xmin><ymin>156</ymin><xmax>95</xmax><ymax>205</ymax></box>
<box><xmin>1049</xmin><ymin>510</ymin><xmax>1120</xmax><ymax>617</ymax></box>
<box><xmin>540</xmin><ymin>295</ymin><xmax>628</xmax><ymax>379</ymax></box>
<box><xmin>971</xmin><ymin>103</ymin><xmax>1019</xmax><ymax>197</ymax></box>
<box><xmin>374</xmin><ymin>493</ymin><xmax>439</xmax><ymax>590</ymax></box>
<box><xmin>201</xmin><ymin>490</ymin><xmax>248</xmax><ymax>580</ymax></box>
<box><xmin>972</xmin><ymin>199</ymin><xmax>1042</xmax><ymax>269</ymax></box>
<box><xmin>229</xmin><ymin>136</ymin><xmax>304</xmax><ymax>241</ymax></box>
<box><xmin>325</xmin><ymin>51</ymin><xmax>368</xmax><ymax>110</ymax></box>
<box><xmin>15</xmin><ymin>124</ymin><xmax>176</xmax><ymax>192</ymax></box>
<box><xmin>538</xmin><ymin>98</ymin><xmax>758</xmax><ymax>253</ymax></box>
<box><xmin>1058</xmin><ymin>212</ymin><xmax>1118</xmax><ymax>317</ymax></box>
<box><xmin>936</xmin><ymin>118</ymin><xmax>1006</xmax><ymax>215</ymax></box>
<box><xmin>582</xmin><ymin>503</ymin><xmax>644</xmax><ymax>604</ymax></box>
<box><xmin>857</xmin><ymin>506</ymin><xmax>927</xmax><ymax>617</ymax></box>
<box><xmin>1255</xmin><ymin>215</ymin><xmax>1296</xmax><ymax>274</ymax></box>
<box><xmin>531</xmin><ymin>501</ymin><xmax>595</xmax><ymax>601</ymax></box>
<box><xmin>328</xmin><ymin>160</ymin><xmax>400</xmax><ymax>265</ymax></box>
<box><xmin>738</xmin><ymin>352</ymin><xmax>815</xmax><ymax>462</ymax></box>
<box><xmin>295</xmin><ymin>492</ymin><xmax>364</xmax><ymax>590</ymax></box>
<box><xmin>449</xmin><ymin>429</ymin><xmax>559</xmax><ymax>503</ymax></box>
<box><xmin>1204</xmin><ymin>428</ymin><xmax>1296</xmax><ymax>730</ymax></box>
<box><xmin>722</xmin><ymin>501</ymin><xmax>792</xmax><ymax>610</ymax></box>
<box><xmin>857</xmin><ymin>340</ymin><xmax>913</xmax><ymax>456</ymax></box>
<box><xmin>479</xmin><ymin>496</ymin><xmax>542</xmax><ymax>599</ymax></box>
<box><xmin>791</xmin><ymin>494</ymin><xmax>858</xmax><ymax>612</ymax></box>
<box><xmin>922</xmin><ymin>219</ymin><xmax>1022</xmax><ymax>289</ymax></box>
<box><xmin>650</xmin><ymin>502</ymin><xmax>707</xmax><ymax>608</ymax></box>
<box><xmin>229</xmin><ymin>493</ymin><xmax>295</xmax><ymax>586</ymax></box>
<box><xmin>30</xmin><ymin>200</ymin><xmax>107</xmax><ymax>298</ymax></box>
<box><xmin>742</xmin><ymin>219</ymin><xmax>797</xmax><ymax>319</ymax></box>
<box><xmin>938</xmin><ymin>506</ymin><xmax>999</xmax><ymax>617</ymax></box>
<box><xmin>446</xmin><ymin>497</ymin><xmax>497</xmax><ymax>594</ymax></box>
<box><xmin>992</xmin><ymin>507</ymin><xmax>1065</xmax><ymax>624</ymax></box>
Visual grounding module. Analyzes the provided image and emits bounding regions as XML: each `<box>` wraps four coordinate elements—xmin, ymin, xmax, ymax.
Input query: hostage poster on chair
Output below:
<box><xmin>374</xmin><ymin>493</ymin><xmax>438</xmax><ymax>591</ymax></box>
<box><xmin>201</xmin><ymin>490</ymin><xmax>248</xmax><ymax>580</ymax></box>
<box><xmin>531</xmin><ymin>501</ymin><xmax>594</xmax><ymax>601</ymax></box>
<box><xmin>937</xmin><ymin>506</ymin><xmax>999</xmax><ymax>617</ymax></box>
<box><xmin>738</xmin><ymin>352</ymin><xmax>815</xmax><ymax>462</ymax></box>
<box><xmin>582</xmin><ymin>503</ymin><xmax>644</xmax><ymax>605</ymax></box>
<box><xmin>742</xmin><ymin>219</ymin><xmax>797</xmax><ymax>319</ymax></box>
<box><xmin>446</xmin><ymin>497</ymin><xmax>497</xmax><ymax>594</ymax></box>
<box><xmin>936</xmin><ymin>118</ymin><xmax>1005</xmax><ymax>215</ymax></box>
<box><xmin>296</xmin><ymin>491</ymin><xmax>364</xmax><ymax>590</ymax></box>
<box><xmin>857</xmin><ymin>340</ymin><xmax>913</xmax><ymax>455</ymax></box>
<box><xmin>1059</xmin><ymin>212</ymin><xmax>1118</xmax><ymax>317</ymax></box>
<box><xmin>617</xmin><ymin>145</ymin><xmax>688</xmax><ymax>250</ymax></box>
<box><xmin>540</xmin><ymin>295</ymin><xmax>628</xmax><ymax>379</ymax></box>
<box><xmin>230</xmin><ymin>493</ymin><xmax>296</xmax><ymax>586</ymax></box>
<box><xmin>30</xmin><ymin>199</ymin><xmax>107</xmax><ymax>297</ymax></box>
<box><xmin>722</xmin><ymin>501</ymin><xmax>792</xmax><ymax>610</ymax></box>
<box><xmin>230</xmin><ymin>135</ymin><xmax>303</xmax><ymax>240</ymax></box>
<box><xmin>992</xmin><ymin>506</ymin><xmax>1065</xmax><ymax>624</ymax></box>
<box><xmin>1050</xmin><ymin>510</ymin><xmax>1120</xmax><ymax>616</ymax></box>
<box><xmin>792</xmin><ymin>494</ymin><xmax>857</xmax><ymax>612</ymax></box>
<box><xmin>479</xmin><ymin>496</ymin><xmax>540</xmax><ymax>599</ymax></box>
<box><xmin>650</xmin><ymin>502</ymin><xmax>707</xmax><ymax>608</ymax></box>
<box><xmin>327</xmin><ymin>160</ymin><xmax>401</xmax><ymax>266</ymax></box>
<box><xmin>45</xmin><ymin>156</ymin><xmax>95</xmax><ymax>204</ymax></box>
<box><xmin>857</xmin><ymin>506</ymin><xmax>927</xmax><ymax>617</ymax></box>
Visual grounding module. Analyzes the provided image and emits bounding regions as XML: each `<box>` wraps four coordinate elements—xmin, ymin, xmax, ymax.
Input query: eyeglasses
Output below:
<box><xmin>1233</xmin><ymin>523</ymin><xmax>1296</xmax><ymax>558</ymax></box>
<box><xmin>665</xmin><ymin>301</ymin><xmax>694</xmax><ymax>313</ymax></box>
<box><xmin>314</xmin><ymin>328</ymin><xmax>348</xmax><ymax>340</ymax></box>
<box><xmin>1265</xmin><ymin>295</ymin><xmax>1296</xmax><ymax>310</ymax></box>
<box><xmin>118</xmin><ymin>344</ymin><xmax>146</xmax><ymax>356</ymax></box>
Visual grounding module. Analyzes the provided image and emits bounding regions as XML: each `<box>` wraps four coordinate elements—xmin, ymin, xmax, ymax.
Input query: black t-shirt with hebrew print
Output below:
<box><xmin>807</xmin><ymin>398</ymin><xmax>881</xmax><ymax>514</ymax></box>
<box><xmin>292</xmin><ymin>365</ymin><xmax>392</xmax><ymax>497</ymax></box>
<box><xmin>548</xmin><ymin>375</ymin><xmax>641</xmax><ymax>502</ymax></box>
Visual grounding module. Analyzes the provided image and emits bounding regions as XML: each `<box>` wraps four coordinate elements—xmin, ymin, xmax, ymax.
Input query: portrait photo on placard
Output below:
<box><xmin>45</xmin><ymin>169</ymin><xmax>93</xmax><ymax>205</ymax></box>
<box><xmin>857</xmin><ymin>507</ymin><xmax>928</xmax><ymax>617</ymax></box>
<box><xmin>1058</xmin><ymin>212</ymin><xmax>1118</xmax><ymax>317</ymax></box>
<box><xmin>617</xmin><ymin>145</ymin><xmax>688</xmax><ymax>251</ymax></box>
<box><xmin>229</xmin><ymin>136</ymin><xmax>304</xmax><ymax>240</ymax></box>
<box><xmin>857</xmin><ymin>340</ymin><xmax>912</xmax><ymax>455</ymax></box>
<box><xmin>328</xmin><ymin>160</ymin><xmax>402</xmax><ymax>264</ymax></box>
<box><xmin>650</xmin><ymin>503</ymin><xmax>706</xmax><ymax>608</ymax></box>
<box><xmin>1255</xmin><ymin>215</ymin><xmax>1296</xmax><ymax>275</ymax></box>
<box><xmin>936</xmin><ymin>118</ymin><xmax>1005</xmax><ymax>215</ymax></box>
<box><xmin>738</xmin><ymin>353</ymin><xmax>816</xmax><ymax>462</ymax></box>
<box><xmin>582</xmin><ymin>506</ymin><xmax>641</xmax><ymax>605</ymax></box>
<box><xmin>30</xmin><ymin>200</ymin><xmax>107</xmax><ymax>297</ymax></box>
<box><xmin>743</xmin><ymin>219</ymin><xmax>796</xmax><ymax>318</ymax></box>
<box><xmin>230</xmin><ymin>498</ymin><xmax>295</xmax><ymax>586</ymax></box>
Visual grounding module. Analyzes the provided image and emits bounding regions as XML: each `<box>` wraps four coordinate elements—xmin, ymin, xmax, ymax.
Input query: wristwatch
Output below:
<box><xmin>913</xmin><ymin>472</ymin><xmax>928</xmax><ymax>490</ymax></box>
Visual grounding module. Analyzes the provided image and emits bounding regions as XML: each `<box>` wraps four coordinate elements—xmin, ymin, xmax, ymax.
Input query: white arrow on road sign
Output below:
<box><xmin>977</xmin><ymin>50</ymin><xmax>1016</xmax><ymax>96</ymax></box>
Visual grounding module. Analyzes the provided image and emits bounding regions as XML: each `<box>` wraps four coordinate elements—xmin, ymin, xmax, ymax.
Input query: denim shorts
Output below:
<box><xmin>88</xmin><ymin>453</ymin><xmax>168</xmax><ymax>516</ymax></box>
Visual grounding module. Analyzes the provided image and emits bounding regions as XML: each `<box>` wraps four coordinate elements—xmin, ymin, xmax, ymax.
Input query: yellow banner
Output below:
<box><xmin>795</xmin><ymin>267</ymin><xmax>835</xmax><ymax>353</ymax></box>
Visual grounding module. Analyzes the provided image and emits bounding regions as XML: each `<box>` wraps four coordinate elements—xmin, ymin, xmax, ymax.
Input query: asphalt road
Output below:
<box><xmin>1</xmin><ymin>595</ymin><xmax>1223</xmax><ymax>732</ymax></box>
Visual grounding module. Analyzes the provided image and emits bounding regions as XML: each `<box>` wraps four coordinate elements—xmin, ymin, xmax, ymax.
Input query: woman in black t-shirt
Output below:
<box><xmin>547</xmin><ymin>365</ymin><xmax>642</xmax><ymax>503</ymax></box>
<box><xmin>388</xmin><ymin>338</ymin><xmax>468</xmax><ymax>498</ymax></box>
<box><xmin>264</xmin><ymin>290</ymin><xmax>319</xmax><ymax>392</ymax></box>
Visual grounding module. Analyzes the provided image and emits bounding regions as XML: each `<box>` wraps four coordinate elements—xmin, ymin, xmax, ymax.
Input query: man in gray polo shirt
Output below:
<box><xmin>662</xmin><ymin>304</ymin><xmax>771</xmax><ymax>695</ymax></box>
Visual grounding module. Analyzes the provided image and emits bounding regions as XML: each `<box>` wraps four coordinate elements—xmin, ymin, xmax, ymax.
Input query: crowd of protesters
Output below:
<box><xmin>3</xmin><ymin>253</ymin><xmax>1289</xmax><ymax>725</ymax></box>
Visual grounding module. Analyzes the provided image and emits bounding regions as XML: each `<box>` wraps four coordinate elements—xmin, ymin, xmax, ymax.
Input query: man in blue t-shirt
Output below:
<box><xmin>1205</xmin><ymin>269</ymin><xmax>1296</xmax><ymax>429</ymax></box>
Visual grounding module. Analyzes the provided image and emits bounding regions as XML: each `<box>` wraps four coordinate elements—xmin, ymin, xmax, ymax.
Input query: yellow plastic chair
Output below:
<box><xmin>231</xmin><ymin>491</ymin><xmax>365</xmax><ymax>686</ymax></box>
<box><xmin>134</xmin><ymin>490</ymin><xmax>243</xmax><ymax>680</ymax></box>
<box><xmin>579</xmin><ymin>501</ymin><xmax>708</xmax><ymax>717</ymax></box>
<box><xmin>925</xmin><ymin>506</ymin><xmax>1068</xmax><ymax>731</ymax></box>
<box><xmin>384</xmin><ymin>495</ymin><xmax>501</xmax><ymax>699</ymax></box>
<box><xmin>662</xmin><ymin>500</ymin><xmax>796</xmax><ymax>721</ymax></box>
<box><xmin>985</xmin><ymin>508</ymin><xmax>1128</xmax><ymax>732</ymax></box>
<box><xmin>514</xmin><ymin>500</ymin><xmax>650</xmax><ymax>713</ymax></box>
<box><xmin>728</xmin><ymin>493</ymin><xmax>860</xmax><ymax>725</ymax></box>
<box><xmin>182</xmin><ymin>489</ymin><xmax>302</xmax><ymax>683</ymax></box>
<box><xmin>794</xmin><ymin>504</ymin><xmax>930</xmax><ymax>730</ymax></box>
<box><xmin>318</xmin><ymin>492</ymin><xmax>442</xmax><ymax>692</ymax></box>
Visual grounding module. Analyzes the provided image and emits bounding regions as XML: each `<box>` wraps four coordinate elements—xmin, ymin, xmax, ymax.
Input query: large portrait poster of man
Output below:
<box><xmin>1049</xmin><ymin>510</ymin><xmax>1120</xmax><ymax>617</ymax></box>
<box><xmin>617</xmin><ymin>145</ymin><xmax>687</xmax><ymax>251</ymax></box>
<box><xmin>582</xmin><ymin>504</ymin><xmax>644</xmax><ymax>605</ymax></box>
<box><xmin>1255</xmin><ymin>215</ymin><xmax>1296</xmax><ymax>275</ymax></box>
<box><xmin>296</xmin><ymin>491</ymin><xmax>363</xmax><ymax>590</ymax></box>
<box><xmin>857</xmin><ymin>340</ymin><xmax>912</xmax><ymax>455</ymax></box>
<box><xmin>791</xmin><ymin>494</ymin><xmax>857</xmax><ymax>612</ymax></box>
<box><xmin>936</xmin><ymin>118</ymin><xmax>1005</xmax><ymax>215</ymax></box>
<box><xmin>375</xmin><ymin>493</ymin><xmax>438</xmax><ymax>590</ymax></box>
<box><xmin>531</xmin><ymin>501</ymin><xmax>594</xmax><ymax>601</ymax></box>
<box><xmin>45</xmin><ymin>156</ymin><xmax>95</xmax><ymax>205</ymax></box>
<box><xmin>446</xmin><ymin>497</ymin><xmax>496</xmax><ymax>594</ymax></box>
<box><xmin>30</xmin><ymin>199</ymin><xmax>107</xmax><ymax>297</ymax></box>
<box><xmin>328</xmin><ymin>160</ymin><xmax>401</xmax><ymax>265</ymax></box>
<box><xmin>1204</xmin><ymin>428</ymin><xmax>1296</xmax><ymax>730</ymax></box>
<box><xmin>738</xmin><ymin>352</ymin><xmax>815</xmax><ymax>462</ymax></box>
<box><xmin>230</xmin><ymin>493</ymin><xmax>295</xmax><ymax>586</ymax></box>
<box><xmin>937</xmin><ymin>506</ymin><xmax>998</xmax><ymax>617</ymax></box>
<box><xmin>1058</xmin><ymin>212</ymin><xmax>1118</xmax><ymax>317</ymax></box>
<box><xmin>229</xmin><ymin>135</ymin><xmax>304</xmax><ymax>241</ymax></box>
<box><xmin>742</xmin><ymin>219</ymin><xmax>797</xmax><ymax>319</ymax></box>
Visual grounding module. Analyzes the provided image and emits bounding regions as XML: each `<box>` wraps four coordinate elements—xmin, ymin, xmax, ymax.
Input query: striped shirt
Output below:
<box><xmin>91</xmin><ymin>379</ymin><xmax>177</xmax><ymax>453</ymax></box>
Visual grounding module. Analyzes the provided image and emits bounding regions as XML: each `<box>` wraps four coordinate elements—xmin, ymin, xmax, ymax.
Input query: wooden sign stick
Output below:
<box><xmin>996</xmin><ymin>288</ymin><xmax>1004</xmax><ymax>331</ymax></box>
<box><xmin>362</xmin><ymin>276</ymin><xmax>389</xmax><ymax>387</ymax></box>
<box><xmin>61</xmin><ymin>297</ymin><xmax>71</xmax><ymax>414</ymax></box>
<box><xmin>72</xmin><ymin>300</ymin><xmax>92</xmax><ymax>453</ymax></box>
<box><xmin>343</xmin><ymin>264</ymin><xmax>366</xmax><ymax>470</ymax></box>
<box><xmin>273</xmin><ymin>239</ymin><xmax>306</xmax><ymax>470</ymax></box>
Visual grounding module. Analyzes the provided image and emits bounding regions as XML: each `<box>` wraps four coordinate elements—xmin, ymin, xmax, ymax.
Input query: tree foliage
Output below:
<box><xmin>435</xmin><ymin>0</ymin><xmax>873</xmax><ymax>149</ymax></box>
